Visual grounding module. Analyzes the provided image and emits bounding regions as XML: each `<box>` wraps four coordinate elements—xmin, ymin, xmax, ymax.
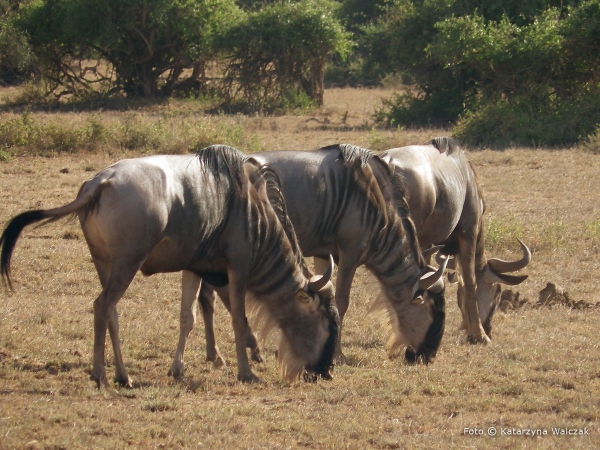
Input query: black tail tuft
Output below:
<box><xmin>1</xmin><ymin>210</ymin><xmax>46</xmax><ymax>290</ymax></box>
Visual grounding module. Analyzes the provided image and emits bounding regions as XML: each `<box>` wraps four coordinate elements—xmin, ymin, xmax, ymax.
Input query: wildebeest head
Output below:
<box><xmin>403</xmin><ymin>289</ymin><xmax>446</xmax><ymax>364</ymax></box>
<box><xmin>456</xmin><ymin>239</ymin><xmax>531</xmax><ymax>337</ymax></box>
<box><xmin>275</xmin><ymin>255</ymin><xmax>340</xmax><ymax>381</ymax></box>
<box><xmin>405</xmin><ymin>254</ymin><xmax>447</xmax><ymax>364</ymax></box>
<box><xmin>245</xmin><ymin>159</ymin><xmax>341</xmax><ymax>381</ymax></box>
<box><xmin>372</xmin><ymin>248</ymin><xmax>448</xmax><ymax>365</ymax></box>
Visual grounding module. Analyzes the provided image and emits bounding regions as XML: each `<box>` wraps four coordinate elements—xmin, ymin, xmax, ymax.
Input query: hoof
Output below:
<box><xmin>92</xmin><ymin>377</ymin><xmax>102</xmax><ymax>390</ymax></box>
<box><xmin>237</xmin><ymin>373</ymin><xmax>260</xmax><ymax>383</ymax></box>
<box><xmin>466</xmin><ymin>333</ymin><xmax>491</xmax><ymax>345</ymax></box>
<box><xmin>115</xmin><ymin>375</ymin><xmax>133</xmax><ymax>389</ymax></box>
<box><xmin>90</xmin><ymin>372</ymin><xmax>108</xmax><ymax>390</ymax></box>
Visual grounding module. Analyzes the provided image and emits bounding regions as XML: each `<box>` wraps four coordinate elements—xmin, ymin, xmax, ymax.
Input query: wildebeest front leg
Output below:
<box><xmin>206</xmin><ymin>285</ymin><xmax>263</xmax><ymax>363</ymax></box>
<box><xmin>227</xmin><ymin>268</ymin><xmax>259</xmax><ymax>383</ymax></box>
<box><xmin>332</xmin><ymin>255</ymin><xmax>358</xmax><ymax>363</ymax></box>
<box><xmin>457</xmin><ymin>238</ymin><xmax>490</xmax><ymax>344</ymax></box>
<box><xmin>169</xmin><ymin>270</ymin><xmax>201</xmax><ymax>381</ymax></box>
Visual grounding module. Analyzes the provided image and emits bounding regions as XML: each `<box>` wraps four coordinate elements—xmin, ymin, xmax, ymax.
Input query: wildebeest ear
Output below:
<box><xmin>295</xmin><ymin>289</ymin><xmax>318</xmax><ymax>311</ymax></box>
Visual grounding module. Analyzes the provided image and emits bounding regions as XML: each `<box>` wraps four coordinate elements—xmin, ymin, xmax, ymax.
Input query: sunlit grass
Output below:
<box><xmin>0</xmin><ymin>109</ymin><xmax>263</xmax><ymax>156</ymax></box>
<box><xmin>484</xmin><ymin>215</ymin><xmax>525</xmax><ymax>252</ymax></box>
<box><xmin>585</xmin><ymin>217</ymin><xmax>600</xmax><ymax>247</ymax></box>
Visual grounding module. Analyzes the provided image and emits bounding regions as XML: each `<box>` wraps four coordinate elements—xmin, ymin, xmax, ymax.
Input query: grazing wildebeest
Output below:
<box><xmin>0</xmin><ymin>145</ymin><xmax>340</xmax><ymax>386</ymax></box>
<box><xmin>169</xmin><ymin>144</ymin><xmax>448</xmax><ymax>380</ymax></box>
<box><xmin>380</xmin><ymin>137</ymin><xmax>531</xmax><ymax>343</ymax></box>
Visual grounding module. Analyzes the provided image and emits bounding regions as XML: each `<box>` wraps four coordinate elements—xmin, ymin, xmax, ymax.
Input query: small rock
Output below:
<box><xmin>59</xmin><ymin>168</ymin><xmax>70</xmax><ymax>174</ymax></box>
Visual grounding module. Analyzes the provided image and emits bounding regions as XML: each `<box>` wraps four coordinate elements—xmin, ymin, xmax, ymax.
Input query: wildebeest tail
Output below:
<box><xmin>1</xmin><ymin>210</ymin><xmax>47</xmax><ymax>289</ymax></box>
<box><xmin>0</xmin><ymin>174</ymin><xmax>109</xmax><ymax>289</ymax></box>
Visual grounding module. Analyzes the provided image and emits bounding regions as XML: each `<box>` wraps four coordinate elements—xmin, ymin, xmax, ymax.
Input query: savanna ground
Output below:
<box><xmin>0</xmin><ymin>87</ymin><xmax>598</xmax><ymax>449</ymax></box>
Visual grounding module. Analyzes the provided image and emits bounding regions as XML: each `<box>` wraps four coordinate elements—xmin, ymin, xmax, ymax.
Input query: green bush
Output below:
<box><xmin>0</xmin><ymin>0</ymin><xmax>36</xmax><ymax>84</ymax></box>
<box><xmin>375</xmin><ymin>0</ymin><xmax>600</xmax><ymax>147</ymax></box>
<box><xmin>327</xmin><ymin>0</ymin><xmax>389</xmax><ymax>85</ymax></box>
<box><xmin>219</xmin><ymin>0</ymin><xmax>352</xmax><ymax>111</ymax></box>
<box><xmin>375</xmin><ymin>88</ymin><xmax>464</xmax><ymax>128</ymax></box>
<box><xmin>19</xmin><ymin>0</ymin><xmax>243</xmax><ymax>98</ymax></box>
<box><xmin>454</xmin><ymin>89</ymin><xmax>600</xmax><ymax>148</ymax></box>
<box><xmin>443</xmin><ymin>5</ymin><xmax>600</xmax><ymax>147</ymax></box>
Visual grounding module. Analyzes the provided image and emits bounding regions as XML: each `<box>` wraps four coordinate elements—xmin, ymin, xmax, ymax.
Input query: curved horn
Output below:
<box><xmin>487</xmin><ymin>239</ymin><xmax>531</xmax><ymax>274</ymax></box>
<box><xmin>422</xmin><ymin>244</ymin><xmax>445</xmax><ymax>260</ymax></box>
<box><xmin>483</xmin><ymin>267</ymin><xmax>528</xmax><ymax>286</ymax></box>
<box><xmin>419</xmin><ymin>253</ymin><xmax>449</xmax><ymax>293</ymax></box>
<box><xmin>308</xmin><ymin>255</ymin><xmax>334</xmax><ymax>292</ymax></box>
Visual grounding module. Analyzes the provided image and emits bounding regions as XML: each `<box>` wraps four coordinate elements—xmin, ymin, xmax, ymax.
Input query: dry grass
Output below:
<box><xmin>0</xmin><ymin>87</ymin><xmax>599</xmax><ymax>449</ymax></box>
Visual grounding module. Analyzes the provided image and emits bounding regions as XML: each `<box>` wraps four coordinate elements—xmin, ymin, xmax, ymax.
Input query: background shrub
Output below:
<box><xmin>219</xmin><ymin>0</ymin><xmax>352</xmax><ymax>111</ymax></box>
<box><xmin>372</xmin><ymin>0</ymin><xmax>600</xmax><ymax>147</ymax></box>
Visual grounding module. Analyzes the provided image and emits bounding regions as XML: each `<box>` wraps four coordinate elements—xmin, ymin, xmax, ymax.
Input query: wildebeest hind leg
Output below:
<box><xmin>197</xmin><ymin>282</ymin><xmax>226</xmax><ymax>367</ymax></box>
<box><xmin>107</xmin><ymin>306</ymin><xmax>131</xmax><ymax>387</ymax></box>
<box><xmin>91</xmin><ymin>260</ymin><xmax>141</xmax><ymax>388</ymax></box>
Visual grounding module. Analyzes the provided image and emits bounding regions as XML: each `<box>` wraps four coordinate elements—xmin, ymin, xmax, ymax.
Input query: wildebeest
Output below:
<box><xmin>169</xmin><ymin>144</ymin><xmax>448</xmax><ymax>380</ymax></box>
<box><xmin>380</xmin><ymin>137</ymin><xmax>531</xmax><ymax>343</ymax></box>
<box><xmin>0</xmin><ymin>145</ymin><xmax>340</xmax><ymax>386</ymax></box>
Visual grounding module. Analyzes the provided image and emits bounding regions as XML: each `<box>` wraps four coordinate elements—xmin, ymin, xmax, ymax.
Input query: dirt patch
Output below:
<box><xmin>536</xmin><ymin>282</ymin><xmax>598</xmax><ymax>309</ymax></box>
<box><xmin>498</xmin><ymin>289</ymin><xmax>529</xmax><ymax>311</ymax></box>
<box><xmin>500</xmin><ymin>283</ymin><xmax>599</xmax><ymax>311</ymax></box>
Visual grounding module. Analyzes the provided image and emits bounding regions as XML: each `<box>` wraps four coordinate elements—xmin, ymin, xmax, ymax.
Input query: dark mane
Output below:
<box><xmin>429</xmin><ymin>136</ymin><xmax>461</xmax><ymax>155</ymax></box>
<box><xmin>320</xmin><ymin>143</ymin><xmax>374</xmax><ymax>167</ymax></box>
<box><xmin>320</xmin><ymin>143</ymin><xmax>423</xmax><ymax>264</ymax></box>
<box><xmin>196</xmin><ymin>144</ymin><xmax>248</xmax><ymax>195</ymax></box>
<box><xmin>373</xmin><ymin>155</ymin><xmax>424</xmax><ymax>266</ymax></box>
<box><xmin>255</xmin><ymin>161</ymin><xmax>308</xmax><ymax>275</ymax></box>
